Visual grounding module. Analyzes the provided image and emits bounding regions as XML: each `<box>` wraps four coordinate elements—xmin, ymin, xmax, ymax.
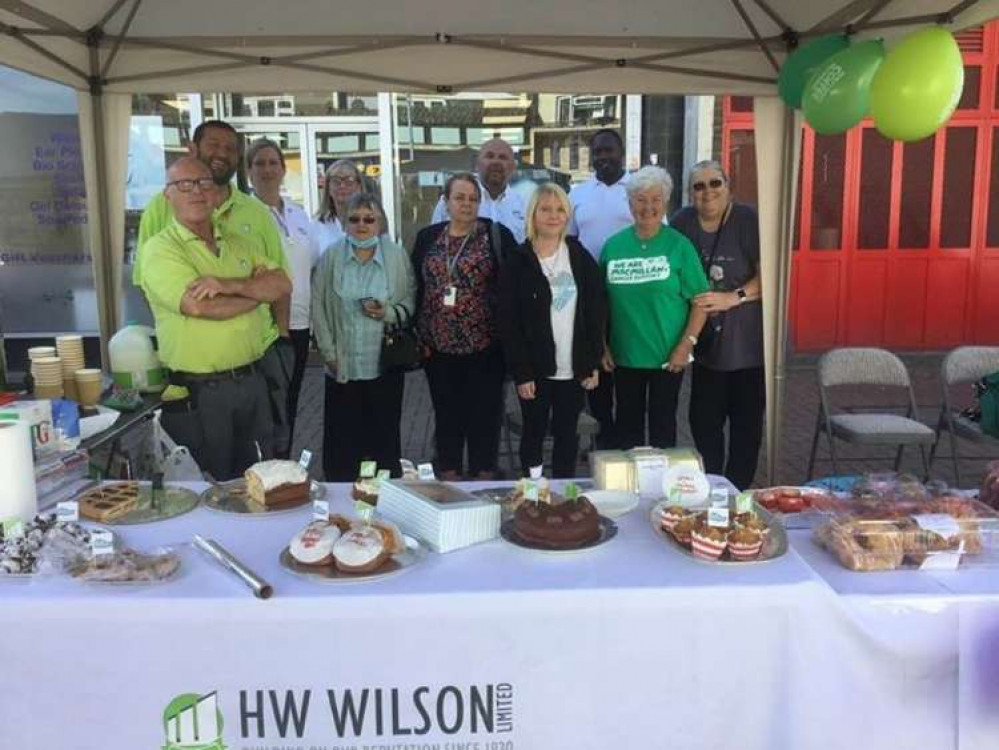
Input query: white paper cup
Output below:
<box><xmin>28</xmin><ymin>346</ymin><xmax>57</xmax><ymax>360</ymax></box>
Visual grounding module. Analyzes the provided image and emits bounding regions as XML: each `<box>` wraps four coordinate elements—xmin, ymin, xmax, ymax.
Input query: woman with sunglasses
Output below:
<box><xmin>311</xmin><ymin>193</ymin><xmax>415</xmax><ymax>481</ymax></box>
<box><xmin>498</xmin><ymin>183</ymin><xmax>605</xmax><ymax>478</ymax></box>
<box><xmin>412</xmin><ymin>172</ymin><xmax>519</xmax><ymax>480</ymax></box>
<box><xmin>311</xmin><ymin>159</ymin><xmax>366</xmax><ymax>258</ymax></box>
<box><xmin>669</xmin><ymin>160</ymin><xmax>764</xmax><ymax>490</ymax></box>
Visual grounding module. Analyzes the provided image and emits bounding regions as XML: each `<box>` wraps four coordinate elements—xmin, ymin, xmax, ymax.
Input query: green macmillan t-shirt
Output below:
<box><xmin>600</xmin><ymin>226</ymin><xmax>709</xmax><ymax>369</ymax></box>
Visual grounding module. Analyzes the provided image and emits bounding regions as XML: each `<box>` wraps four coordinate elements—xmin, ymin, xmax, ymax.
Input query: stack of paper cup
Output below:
<box><xmin>74</xmin><ymin>368</ymin><xmax>103</xmax><ymax>408</ymax></box>
<box><xmin>56</xmin><ymin>335</ymin><xmax>86</xmax><ymax>401</ymax></box>
<box><xmin>27</xmin><ymin>346</ymin><xmax>57</xmax><ymax>362</ymax></box>
<box><xmin>31</xmin><ymin>356</ymin><xmax>65</xmax><ymax>399</ymax></box>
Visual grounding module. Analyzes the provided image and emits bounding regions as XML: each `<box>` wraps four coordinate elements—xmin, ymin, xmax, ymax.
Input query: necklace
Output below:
<box><xmin>536</xmin><ymin>243</ymin><xmax>561</xmax><ymax>278</ymax></box>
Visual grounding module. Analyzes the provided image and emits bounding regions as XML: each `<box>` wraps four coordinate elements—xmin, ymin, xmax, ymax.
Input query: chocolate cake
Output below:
<box><xmin>512</xmin><ymin>494</ymin><xmax>601</xmax><ymax>549</ymax></box>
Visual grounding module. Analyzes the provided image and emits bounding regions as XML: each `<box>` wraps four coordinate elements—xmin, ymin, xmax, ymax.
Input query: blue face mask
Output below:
<box><xmin>350</xmin><ymin>235</ymin><xmax>379</xmax><ymax>250</ymax></box>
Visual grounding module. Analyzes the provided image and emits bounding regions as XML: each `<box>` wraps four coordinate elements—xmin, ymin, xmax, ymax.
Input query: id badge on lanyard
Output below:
<box><xmin>443</xmin><ymin>227</ymin><xmax>472</xmax><ymax>308</ymax></box>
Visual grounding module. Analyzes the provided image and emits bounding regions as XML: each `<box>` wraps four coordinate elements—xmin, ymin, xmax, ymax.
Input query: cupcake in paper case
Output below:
<box><xmin>735</xmin><ymin>513</ymin><xmax>770</xmax><ymax>539</ymax></box>
<box><xmin>660</xmin><ymin>505</ymin><xmax>690</xmax><ymax>532</ymax></box>
<box><xmin>671</xmin><ymin>515</ymin><xmax>701</xmax><ymax>545</ymax></box>
<box><xmin>727</xmin><ymin>527</ymin><xmax>764</xmax><ymax>561</ymax></box>
<box><xmin>690</xmin><ymin>525</ymin><xmax>728</xmax><ymax>561</ymax></box>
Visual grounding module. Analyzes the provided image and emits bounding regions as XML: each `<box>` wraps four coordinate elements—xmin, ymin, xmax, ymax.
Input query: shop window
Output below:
<box><xmin>810</xmin><ymin>133</ymin><xmax>846</xmax><ymax>250</ymax></box>
<box><xmin>940</xmin><ymin>127</ymin><xmax>978</xmax><ymax>248</ymax></box>
<box><xmin>857</xmin><ymin>129</ymin><xmax>892</xmax><ymax>250</ymax></box>
<box><xmin>987</xmin><ymin>126</ymin><xmax>999</xmax><ymax>247</ymax></box>
<box><xmin>959</xmin><ymin>66</ymin><xmax>981</xmax><ymax>110</ymax></box>
<box><xmin>899</xmin><ymin>137</ymin><xmax>935</xmax><ymax>248</ymax></box>
<box><xmin>727</xmin><ymin>129</ymin><xmax>757</xmax><ymax>207</ymax></box>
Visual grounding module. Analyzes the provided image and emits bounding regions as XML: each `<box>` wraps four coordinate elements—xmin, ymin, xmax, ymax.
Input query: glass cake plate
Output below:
<box><xmin>649</xmin><ymin>500</ymin><xmax>789</xmax><ymax>565</ymax></box>
<box><xmin>201</xmin><ymin>480</ymin><xmax>323</xmax><ymax>516</ymax></box>
<box><xmin>499</xmin><ymin>516</ymin><xmax>617</xmax><ymax>555</ymax></box>
<box><xmin>278</xmin><ymin>534</ymin><xmax>425</xmax><ymax>583</ymax></box>
<box><xmin>76</xmin><ymin>482</ymin><xmax>200</xmax><ymax>525</ymax></box>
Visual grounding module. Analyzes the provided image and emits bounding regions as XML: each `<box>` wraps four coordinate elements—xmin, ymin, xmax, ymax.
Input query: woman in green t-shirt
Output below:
<box><xmin>600</xmin><ymin>166</ymin><xmax>709</xmax><ymax>449</ymax></box>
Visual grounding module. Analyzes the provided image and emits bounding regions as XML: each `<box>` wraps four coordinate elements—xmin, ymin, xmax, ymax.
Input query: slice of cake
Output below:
<box><xmin>244</xmin><ymin>460</ymin><xmax>310</xmax><ymax>507</ymax></box>
<box><xmin>513</xmin><ymin>494</ymin><xmax>601</xmax><ymax>549</ymax></box>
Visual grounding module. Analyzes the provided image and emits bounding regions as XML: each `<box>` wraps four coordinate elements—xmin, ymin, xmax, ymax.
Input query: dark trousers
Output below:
<box><xmin>615</xmin><ymin>366</ymin><xmax>684</xmax><ymax>450</ymax></box>
<box><xmin>519</xmin><ymin>378</ymin><xmax>586</xmax><ymax>478</ymax></box>
<box><xmin>424</xmin><ymin>346</ymin><xmax>505</xmax><ymax>475</ymax></box>
<box><xmin>587</xmin><ymin>369</ymin><xmax>617</xmax><ymax>449</ymax></box>
<box><xmin>689</xmin><ymin>363</ymin><xmax>765</xmax><ymax>490</ymax></box>
<box><xmin>258</xmin><ymin>339</ymin><xmax>295</xmax><ymax>457</ymax></box>
<box><xmin>322</xmin><ymin>372</ymin><xmax>404</xmax><ymax>482</ymax></box>
<box><xmin>283</xmin><ymin>328</ymin><xmax>311</xmax><ymax>457</ymax></box>
<box><xmin>161</xmin><ymin>369</ymin><xmax>274</xmax><ymax>481</ymax></box>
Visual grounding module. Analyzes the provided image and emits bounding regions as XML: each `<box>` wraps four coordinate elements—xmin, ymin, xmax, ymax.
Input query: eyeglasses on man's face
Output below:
<box><xmin>167</xmin><ymin>177</ymin><xmax>215</xmax><ymax>193</ymax></box>
<box><xmin>347</xmin><ymin>215</ymin><xmax>378</xmax><ymax>225</ymax></box>
<box><xmin>692</xmin><ymin>178</ymin><xmax>725</xmax><ymax>192</ymax></box>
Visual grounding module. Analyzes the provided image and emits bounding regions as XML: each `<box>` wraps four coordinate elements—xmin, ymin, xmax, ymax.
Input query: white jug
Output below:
<box><xmin>108</xmin><ymin>324</ymin><xmax>165</xmax><ymax>393</ymax></box>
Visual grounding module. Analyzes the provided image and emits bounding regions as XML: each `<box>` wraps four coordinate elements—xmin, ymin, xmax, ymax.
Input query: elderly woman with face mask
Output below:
<box><xmin>311</xmin><ymin>193</ymin><xmax>415</xmax><ymax>481</ymax></box>
<box><xmin>600</xmin><ymin>165</ymin><xmax>709</xmax><ymax>451</ymax></box>
<box><xmin>669</xmin><ymin>160</ymin><xmax>763</xmax><ymax>490</ymax></box>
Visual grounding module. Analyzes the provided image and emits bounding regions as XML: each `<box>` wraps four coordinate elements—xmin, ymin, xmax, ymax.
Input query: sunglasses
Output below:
<box><xmin>347</xmin><ymin>215</ymin><xmax>378</xmax><ymax>225</ymax></box>
<box><xmin>692</xmin><ymin>178</ymin><xmax>725</xmax><ymax>192</ymax></box>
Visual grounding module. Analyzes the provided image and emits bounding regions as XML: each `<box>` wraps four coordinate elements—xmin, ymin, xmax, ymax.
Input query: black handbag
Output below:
<box><xmin>380</xmin><ymin>304</ymin><xmax>422</xmax><ymax>373</ymax></box>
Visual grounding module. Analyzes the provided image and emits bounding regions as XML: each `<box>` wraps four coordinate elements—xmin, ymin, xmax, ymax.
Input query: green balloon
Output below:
<box><xmin>778</xmin><ymin>34</ymin><xmax>851</xmax><ymax>109</ymax></box>
<box><xmin>870</xmin><ymin>27</ymin><xmax>964</xmax><ymax>142</ymax></box>
<box><xmin>803</xmin><ymin>40</ymin><xmax>885</xmax><ymax>135</ymax></box>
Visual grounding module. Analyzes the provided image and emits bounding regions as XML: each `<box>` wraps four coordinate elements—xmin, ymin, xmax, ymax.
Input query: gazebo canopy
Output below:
<box><xmin>0</xmin><ymin>0</ymin><xmax>995</xmax><ymax>95</ymax></box>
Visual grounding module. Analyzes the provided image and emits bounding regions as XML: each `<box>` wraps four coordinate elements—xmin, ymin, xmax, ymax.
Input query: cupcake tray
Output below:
<box><xmin>202</xmin><ymin>480</ymin><xmax>324</xmax><ymax>516</ymax></box>
<box><xmin>649</xmin><ymin>501</ymin><xmax>789</xmax><ymax>565</ymax></box>
<box><xmin>278</xmin><ymin>535</ymin><xmax>425</xmax><ymax>583</ymax></box>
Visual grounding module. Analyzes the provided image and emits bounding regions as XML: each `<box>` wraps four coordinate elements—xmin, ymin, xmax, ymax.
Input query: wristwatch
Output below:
<box><xmin>685</xmin><ymin>334</ymin><xmax>698</xmax><ymax>346</ymax></box>
<box><xmin>736</xmin><ymin>287</ymin><xmax>748</xmax><ymax>303</ymax></box>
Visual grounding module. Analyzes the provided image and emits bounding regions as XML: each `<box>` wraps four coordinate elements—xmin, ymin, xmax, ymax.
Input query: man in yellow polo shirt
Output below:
<box><xmin>136</xmin><ymin>119</ymin><xmax>297</xmax><ymax>457</ymax></box>
<box><xmin>143</xmin><ymin>156</ymin><xmax>291</xmax><ymax>480</ymax></box>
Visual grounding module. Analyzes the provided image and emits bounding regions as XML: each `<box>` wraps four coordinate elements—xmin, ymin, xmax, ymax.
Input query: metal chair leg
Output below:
<box><xmin>806</xmin><ymin>415</ymin><xmax>822</xmax><ymax>481</ymax></box>
<box><xmin>826</xmin><ymin>431</ymin><xmax>840</xmax><ymax>476</ymax></box>
<box><xmin>947</xmin><ymin>429</ymin><xmax>962</xmax><ymax>487</ymax></box>
<box><xmin>927</xmin><ymin>411</ymin><xmax>944</xmax><ymax>477</ymax></box>
<box><xmin>918</xmin><ymin>444</ymin><xmax>929</xmax><ymax>480</ymax></box>
<box><xmin>893</xmin><ymin>444</ymin><xmax>904</xmax><ymax>473</ymax></box>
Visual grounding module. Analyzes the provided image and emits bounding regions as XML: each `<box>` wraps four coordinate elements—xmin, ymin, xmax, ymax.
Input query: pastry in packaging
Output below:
<box><xmin>71</xmin><ymin>548</ymin><xmax>180</xmax><ymax>582</ymax></box>
<box><xmin>78</xmin><ymin>482</ymin><xmax>139</xmax><ymax>522</ymax></box>
<box><xmin>244</xmin><ymin>460</ymin><xmax>310</xmax><ymax>507</ymax></box>
<box><xmin>0</xmin><ymin>514</ymin><xmax>101</xmax><ymax>575</ymax></box>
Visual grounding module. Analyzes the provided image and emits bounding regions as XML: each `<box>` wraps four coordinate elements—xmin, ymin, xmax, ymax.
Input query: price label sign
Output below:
<box><xmin>524</xmin><ymin>480</ymin><xmax>539</xmax><ymax>502</ymax></box>
<box><xmin>56</xmin><ymin>501</ymin><xmax>79</xmax><ymax>523</ymax></box>
<box><xmin>359</xmin><ymin>460</ymin><xmax>377</xmax><ymax>479</ymax></box>
<box><xmin>417</xmin><ymin>463</ymin><xmax>436</xmax><ymax>481</ymax></box>
<box><xmin>90</xmin><ymin>529</ymin><xmax>114</xmax><ymax>558</ymax></box>
<box><xmin>299</xmin><ymin>450</ymin><xmax>313</xmax><ymax>470</ymax></box>
<box><xmin>734</xmin><ymin>492</ymin><xmax>754</xmax><ymax>516</ymax></box>
<box><xmin>2</xmin><ymin>518</ymin><xmax>25</xmax><ymax>540</ymax></box>
<box><xmin>312</xmin><ymin>499</ymin><xmax>330</xmax><ymax>520</ymax></box>
<box><xmin>376</xmin><ymin>469</ymin><xmax>391</xmax><ymax>483</ymax></box>
<box><xmin>707</xmin><ymin>506</ymin><xmax>730</xmax><ymax>529</ymax></box>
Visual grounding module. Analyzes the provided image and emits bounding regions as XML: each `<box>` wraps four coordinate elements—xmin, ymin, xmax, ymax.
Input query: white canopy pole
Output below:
<box><xmin>753</xmin><ymin>96</ymin><xmax>801</xmax><ymax>484</ymax></box>
<box><xmin>78</xmin><ymin>88</ymin><xmax>130</xmax><ymax>365</ymax></box>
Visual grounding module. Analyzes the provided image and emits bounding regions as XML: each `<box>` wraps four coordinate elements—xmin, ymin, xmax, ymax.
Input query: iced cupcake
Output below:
<box><xmin>690</xmin><ymin>525</ymin><xmax>728</xmax><ymax>561</ymax></box>
<box><xmin>727</xmin><ymin>527</ymin><xmax>764</xmax><ymax>561</ymax></box>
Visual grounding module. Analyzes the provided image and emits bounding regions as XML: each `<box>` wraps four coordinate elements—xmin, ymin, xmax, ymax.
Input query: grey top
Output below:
<box><xmin>669</xmin><ymin>203</ymin><xmax>763</xmax><ymax>371</ymax></box>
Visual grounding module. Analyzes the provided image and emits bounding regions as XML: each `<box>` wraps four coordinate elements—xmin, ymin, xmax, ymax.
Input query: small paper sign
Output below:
<box><xmin>565</xmin><ymin>482</ymin><xmax>579</xmax><ymax>501</ymax></box>
<box><xmin>734</xmin><ymin>492</ymin><xmax>754</xmax><ymax>516</ymax></box>
<box><xmin>299</xmin><ymin>450</ymin><xmax>313</xmax><ymax>469</ymax></box>
<box><xmin>359</xmin><ymin>460</ymin><xmax>377</xmax><ymax>478</ymax></box>
<box><xmin>2</xmin><ymin>518</ymin><xmax>25</xmax><ymax>540</ymax></box>
<box><xmin>920</xmin><ymin>540</ymin><xmax>965</xmax><ymax>571</ymax></box>
<box><xmin>529</xmin><ymin>465</ymin><xmax>543</xmax><ymax>480</ymax></box>
<box><xmin>417</xmin><ymin>463</ymin><xmax>435</xmax><ymax>481</ymax></box>
<box><xmin>312</xmin><ymin>499</ymin><xmax>330</xmax><ymax>520</ymax></box>
<box><xmin>354</xmin><ymin>501</ymin><xmax>375</xmax><ymax>522</ymax></box>
<box><xmin>707</xmin><ymin>506</ymin><xmax>730</xmax><ymax>528</ymax></box>
<box><xmin>376</xmin><ymin>469</ymin><xmax>391</xmax><ymax>483</ymax></box>
<box><xmin>56</xmin><ymin>501</ymin><xmax>79</xmax><ymax>522</ymax></box>
<box><xmin>524</xmin><ymin>480</ymin><xmax>539</xmax><ymax>502</ymax></box>
<box><xmin>90</xmin><ymin>529</ymin><xmax>113</xmax><ymax>557</ymax></box>
<box><xmin>913</xmin><ymin>514</ymin><xmax>961</xmax><ymax>540</ymax></box>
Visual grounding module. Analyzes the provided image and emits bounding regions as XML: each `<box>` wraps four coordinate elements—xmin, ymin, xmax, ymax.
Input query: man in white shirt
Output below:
<box><xmin>431</xmin><ymin>138</ymin><xmax>527</xmax><ymax>243</ymax></box>
<box><xmin>568</xmin><ymin>128</ymin><xmax>632</xmax><ymax>448</ymax></box>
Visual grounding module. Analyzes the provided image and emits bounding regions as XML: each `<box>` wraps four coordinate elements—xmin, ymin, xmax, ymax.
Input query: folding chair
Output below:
<box><xmin>927</xmin><ymin>346</ymin><xmax>999</xmax><ymax>486</ymax></box>
<box><xmin>806</xmin><ymin>348</ymin><xmax>935</xmax><ymax>480</ymax></box>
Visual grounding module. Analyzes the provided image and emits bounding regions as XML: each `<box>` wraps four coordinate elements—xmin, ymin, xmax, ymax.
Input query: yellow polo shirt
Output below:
<box><xmin>142</xmin><ymin>219</ymin><xmax>280</xmax><ymax>374</ymax></box>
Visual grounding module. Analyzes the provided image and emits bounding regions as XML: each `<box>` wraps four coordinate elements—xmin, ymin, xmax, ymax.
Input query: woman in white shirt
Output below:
<box><xmin>247</xmin><ymin>138</ymin><xmax>318</xmax><ymax>457</ymax></box>
<box><xmin>311</xmin><ymin>159</ymin><xmax>367</xmax><ymax>258</ymax></box>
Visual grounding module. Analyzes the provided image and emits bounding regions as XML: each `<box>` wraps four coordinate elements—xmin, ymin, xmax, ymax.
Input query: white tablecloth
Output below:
<box><xmin>1</xmin><ymin>480</ymin><xmax>997</xmax><ymax>750</ymax></box>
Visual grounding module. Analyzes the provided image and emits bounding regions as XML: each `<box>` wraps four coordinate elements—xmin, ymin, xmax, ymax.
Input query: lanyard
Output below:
<box><xmin>444</xmin><ymin>224</ymin><xmax>474</xmax><ymax>283</ymax></box>
<box><xmin>699</xmin><ymin>202</ymin><xmax>733</xmax><ymax>276</ymax></box>
<box><xmin>268</xmin><ymin>202</ymin><xmax>292</xmax><ymax>239</ymax></box>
